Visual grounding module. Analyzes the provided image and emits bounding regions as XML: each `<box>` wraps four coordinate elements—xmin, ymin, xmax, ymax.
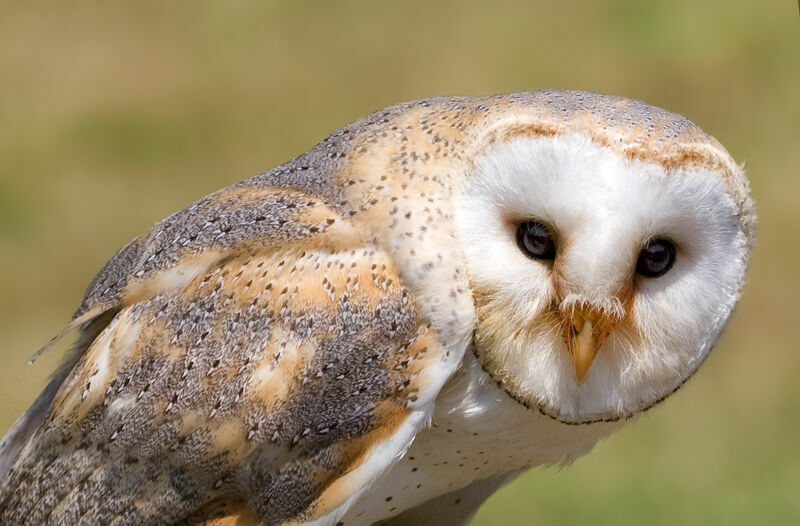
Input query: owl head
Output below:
<box><xmin>453</xmin><ymin>94</ymin><xmax>755</xmax><ymax>424</ymax></box>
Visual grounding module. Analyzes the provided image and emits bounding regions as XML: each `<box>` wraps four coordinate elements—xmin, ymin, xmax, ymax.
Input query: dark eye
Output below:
<box><xmin>636</xmin><ymin>238</ymin><xmax>676</xmax><ymax>278</ymax></box>
<box><xmin>516</xmin><ymin>220</ymin><xmax>556</xmax><ymax>260</ymax></box>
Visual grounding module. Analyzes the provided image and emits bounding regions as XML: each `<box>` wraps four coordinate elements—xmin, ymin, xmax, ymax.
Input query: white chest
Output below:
<box><xmin>339</xmin><ymin>353</ymin><xmax>624</xmax><ymax>525</ymax></box>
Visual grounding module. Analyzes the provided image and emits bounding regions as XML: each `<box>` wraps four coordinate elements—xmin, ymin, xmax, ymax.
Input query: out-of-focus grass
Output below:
<box><xmin>1</xmin><ymin>1</ymin><xmax>797</xmax><ymax>523</ymax></box>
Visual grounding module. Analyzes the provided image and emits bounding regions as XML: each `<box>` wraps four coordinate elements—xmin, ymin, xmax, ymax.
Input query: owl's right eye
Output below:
<box><xmin>516</xmin><ymin>220</ymin><xmax>556</xmax><ymax>260</ymax></box>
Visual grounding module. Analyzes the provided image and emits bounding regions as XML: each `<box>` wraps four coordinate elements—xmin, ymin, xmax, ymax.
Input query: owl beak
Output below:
<box><xmin>564</xmin><ymin>307</ymin><xmax>610</xmax><ymax>384</ymax></box>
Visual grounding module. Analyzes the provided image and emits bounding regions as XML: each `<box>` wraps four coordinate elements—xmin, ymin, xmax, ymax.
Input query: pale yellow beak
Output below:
<box><xmin>563</xmin><ymin>307</ymin><xmax>612</xmax><ymax>384</ymax></box>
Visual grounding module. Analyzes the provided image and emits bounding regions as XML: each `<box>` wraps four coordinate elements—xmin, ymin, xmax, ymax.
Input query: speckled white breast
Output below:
<box><xmin>338</xmin><ymin>352</ymin><xmax>624</xmax><ymax>525</ymax></box>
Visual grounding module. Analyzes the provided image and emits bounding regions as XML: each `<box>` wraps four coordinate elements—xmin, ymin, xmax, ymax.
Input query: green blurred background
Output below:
<box><xmin>0</xmin><ymin>1</ymin><xmax>797</xmax><ymax>524</ymax></box>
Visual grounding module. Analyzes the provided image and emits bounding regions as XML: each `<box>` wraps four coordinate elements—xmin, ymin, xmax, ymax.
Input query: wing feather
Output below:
<box><xmin>0</xmin><ymin>187</ymin><xmax>448</xmax><ymax>525</ymax></box>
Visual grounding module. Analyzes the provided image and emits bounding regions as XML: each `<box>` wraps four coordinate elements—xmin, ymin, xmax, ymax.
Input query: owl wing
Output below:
<box><xmin>0</xmin><ymin>185</ymin><xmax>448</xmax><ymax>525</ymax></box>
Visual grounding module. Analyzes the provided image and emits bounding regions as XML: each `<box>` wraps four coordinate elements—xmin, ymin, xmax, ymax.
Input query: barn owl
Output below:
<box><xmin>0</xmin><ymin>91</ymin><xmax>754</xmax><ymax>525</ymax></box>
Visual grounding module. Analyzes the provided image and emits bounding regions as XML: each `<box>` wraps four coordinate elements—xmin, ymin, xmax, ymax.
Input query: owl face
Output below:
<box><xmin>456</xmin><ymin>133</ymin><xmax>751</xmax><ymax>424</ymax></box>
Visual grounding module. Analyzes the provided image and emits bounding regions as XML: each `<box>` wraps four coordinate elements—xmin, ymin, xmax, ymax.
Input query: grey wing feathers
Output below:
<box><xmin>0</xmin><ymin>132</ymin><xmax>355</xmax><ymax>486</ymax></box>
<box><xmin>0</xmin><ymin>101</ymin><xmax>467</xmax><ymax>525</ymax></box>
<box><xmin>0</xmin><ymin>186</ymin><xmax>440</xmax><ymax>525</ymax></box>
<box><xmin>0</xmin><ymin>310</ymin><xmax>119</xmax><ymax>483</ymax></box>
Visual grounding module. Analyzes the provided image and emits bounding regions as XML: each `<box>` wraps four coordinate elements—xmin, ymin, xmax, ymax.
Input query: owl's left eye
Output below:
<box><xmin>516</xmin><ymin>220</ymin><xmax>556</xmax><ymax>260</ymax></box>
<box><xmin>636</xmin><ymin>238</ymin><xmax>676</xmax><ymax>278</ymax></box>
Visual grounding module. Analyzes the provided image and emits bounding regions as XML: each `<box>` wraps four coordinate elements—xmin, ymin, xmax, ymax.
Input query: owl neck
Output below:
<box><xmin>429</xmin><ymin>351</ymin><xmax>626</xmax><ymax>468</ymax></box>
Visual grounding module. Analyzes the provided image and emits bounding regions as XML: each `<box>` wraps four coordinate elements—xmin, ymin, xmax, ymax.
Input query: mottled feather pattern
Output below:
<box><xmin>1</xmin><ymin>223</ymin><xmax>438</xmax><ymax>524</ymax></box>
<box><xmin>0</xmin><ymin>91</ymin><xmax>754</xmax><ymax>525</ymax></box>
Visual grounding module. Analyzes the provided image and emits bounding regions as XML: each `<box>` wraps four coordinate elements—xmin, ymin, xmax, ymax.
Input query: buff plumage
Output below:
<box><xmin>0</xmin><ymin>91</ymin><xmax>754</xmax><ymax>525</ymax></box>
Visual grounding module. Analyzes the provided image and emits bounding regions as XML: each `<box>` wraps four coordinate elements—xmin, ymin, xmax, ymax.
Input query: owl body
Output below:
<box><xmin>0</xmin><ymin>91</ymin><xmax>754</xmax><ymax>525</ymax></box>
<box><xmin>340</xmin><ymin>354</ymin><xmax>623</xmax><ymax>525</ymax></box>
